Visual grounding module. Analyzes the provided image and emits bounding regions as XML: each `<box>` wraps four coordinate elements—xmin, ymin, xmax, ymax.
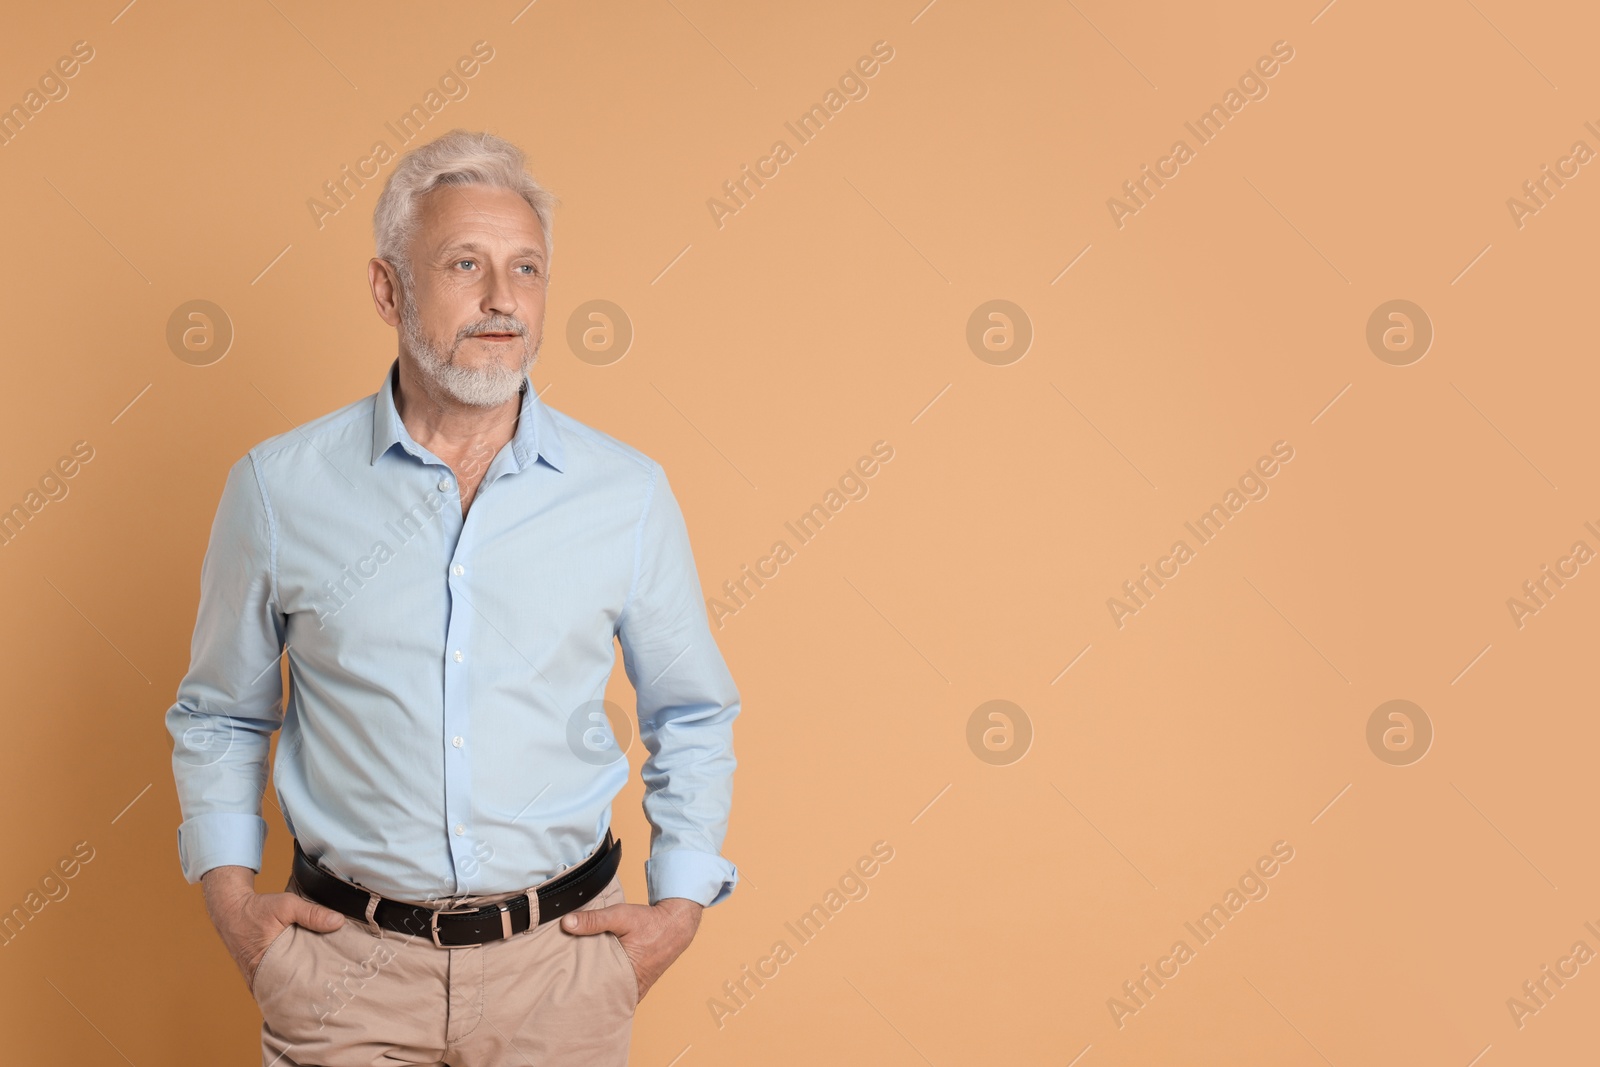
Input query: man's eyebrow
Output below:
<box><xmin>440</xmin><ymin>240</ymin><xmax>546</xmax><ymax>260</ymax></box>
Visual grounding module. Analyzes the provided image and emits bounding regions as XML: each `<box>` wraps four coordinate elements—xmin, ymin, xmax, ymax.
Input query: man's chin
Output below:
<box><xmin>441</xmin><ymin>387</ymin><xmax>518</xmax><ymax>409</ymax></box>
<box><xmin>451</xmin><ymin>350</ymin><xmax>527</xmax><ymax>376</ymax></box>
<box><xmin>459</xmin><ymin>339</ymin><xmax>537</xmax><ymax>370</ymax></box>
<box><xmin>443</xmin><ymin>366</ymin><xmax>532</xmax><ymax>407</ymax></box>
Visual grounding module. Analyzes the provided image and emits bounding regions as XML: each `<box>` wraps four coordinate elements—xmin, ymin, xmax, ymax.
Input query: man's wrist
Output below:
<box><xmin>654</xmin><ymin>896</ymin><xmax>704</xmax><ymax>914</ymax></box>
<box><xmin>200</xmin><ymin>864</ymin><xmax>256</xmax><ymax>906</ymax></box>
<box><xmin>654</xmin><ymin>896</ymin><xmax>705</xmax><ymax>937</ymax></box>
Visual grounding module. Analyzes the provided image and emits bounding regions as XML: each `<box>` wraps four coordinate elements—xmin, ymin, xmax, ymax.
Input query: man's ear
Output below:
<box><xmin>368</xmin><ymin>258</ymin><xmax>404</xmax><ymax>327</ymax></box>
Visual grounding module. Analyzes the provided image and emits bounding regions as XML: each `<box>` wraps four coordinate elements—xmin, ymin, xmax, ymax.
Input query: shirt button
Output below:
<box><xmin>453</xmin><ymin>650</ymin><xmax>463</xmax><ymax>662</ymax></box>
<box><xmin>452</xmin><ymin>736</ymin><xmax>464</xmax><ymax>748</ymax></box>
<box><xmin>454</xmin><ymin>824</ymin><xmax>465</xmax><ymax>836</ymax></box>
<box><xmin>452</xmin><ymin>564</ymin><xmax>464</xmax><ymax>576</ymax></box>
<box><xmin>438</xmin><ymin>478</ymin><xmax>451</xmax><ymax>492</ymax></box>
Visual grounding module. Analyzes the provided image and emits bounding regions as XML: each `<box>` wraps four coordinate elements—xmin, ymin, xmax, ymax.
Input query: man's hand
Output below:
<box><xmin>560</xmin><ymin>897</ymin><xmax>703</xmax><ymax>1003</ymax></box>
<box><xmin>200</xmin><ymin>865</ymin><xmax>346</xmax><ymax>990</ymax></box>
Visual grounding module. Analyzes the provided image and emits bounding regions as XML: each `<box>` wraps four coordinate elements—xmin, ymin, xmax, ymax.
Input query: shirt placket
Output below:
<box><xmin>437</xmin><ymin>467</ymin><xmax>478</xmax><ymax>894</ymax></box>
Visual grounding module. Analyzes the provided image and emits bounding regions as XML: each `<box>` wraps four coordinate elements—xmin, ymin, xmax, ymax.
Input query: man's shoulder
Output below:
<box><xmin>542</xmin><ymin>403</ymin><xmax>663</xmax><ymax>484</ymax></box>
<box><xmin>237</xmin><ymin>389</ymin><xmax>375</xmax><ymax>471</ymax></box>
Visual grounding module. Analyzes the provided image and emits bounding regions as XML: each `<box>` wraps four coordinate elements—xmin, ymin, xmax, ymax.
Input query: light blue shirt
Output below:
<box><xmin>166</xmin><ymin>359</ymin><xmax>740</xmax><ymax>906</ymax></box>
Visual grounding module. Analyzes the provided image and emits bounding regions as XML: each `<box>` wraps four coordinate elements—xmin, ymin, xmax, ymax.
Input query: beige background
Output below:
<box><xmin>1</xmin><ymin>1</ymin><xmax>1596</xmax><ymax>1063</ymax></box>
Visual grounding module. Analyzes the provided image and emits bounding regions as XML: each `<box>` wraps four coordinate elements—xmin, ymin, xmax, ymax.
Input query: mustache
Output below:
<box><xmin>461</xmin><ymin>318</ymin><xmax>527</xmax><ymax>337</ymax></box>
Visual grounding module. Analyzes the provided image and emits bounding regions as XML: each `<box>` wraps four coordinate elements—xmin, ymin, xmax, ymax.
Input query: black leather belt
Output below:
<box><xmin>291</xmin><ymin>832</ymin><xmax>621</xmax><ymax>948</ymax></box>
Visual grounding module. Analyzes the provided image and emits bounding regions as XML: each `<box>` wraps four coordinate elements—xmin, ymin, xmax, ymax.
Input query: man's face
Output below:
<box><xmin>396</xmin><ymin>184</ymin><xmax>548</xmax><ymax>407</ymax></box>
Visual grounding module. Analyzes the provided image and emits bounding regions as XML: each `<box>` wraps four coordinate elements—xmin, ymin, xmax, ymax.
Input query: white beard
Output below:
<box><xmin>400</xmin><ymin>296</ymin><xmax>540</xmax><ymax>408</ymax></box>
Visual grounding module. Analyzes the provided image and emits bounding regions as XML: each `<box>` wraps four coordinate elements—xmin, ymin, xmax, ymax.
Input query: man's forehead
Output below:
<box><xmin>437</xmin><ymin>238</ymin><xmax>546</xmax><ymax>261</ymax></box>
<box><xmin>419</xmin><ymin>186</ymin><xmax>544</xmax><ymax>250</ymax></box>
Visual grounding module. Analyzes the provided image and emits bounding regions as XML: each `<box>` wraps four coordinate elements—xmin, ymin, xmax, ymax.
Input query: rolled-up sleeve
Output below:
<box><xmin>165</xmin><ymin>453</ymin><xmax>286</xmax><ymax>883</ymax></box>
<box><xmin>616</xmin><ymin>464</ymin><xmax>741</xmax><ymax>907</ymax></box>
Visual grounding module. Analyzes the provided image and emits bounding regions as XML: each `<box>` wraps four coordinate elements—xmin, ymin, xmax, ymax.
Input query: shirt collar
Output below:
<box><xmin>369</xmin><ymin>357</ymin><xmax>565</xmax><ymax>473</ymax></box>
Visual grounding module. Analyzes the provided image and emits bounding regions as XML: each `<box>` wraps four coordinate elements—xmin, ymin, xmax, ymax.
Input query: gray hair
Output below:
<box><xmin>372</xmin><ymin>128</ymin><xmax>557</xmax><ymax>297</ymax></box>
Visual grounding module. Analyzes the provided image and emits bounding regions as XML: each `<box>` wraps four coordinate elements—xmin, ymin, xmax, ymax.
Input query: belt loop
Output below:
<box><xmin>364</xmin><ymin>890</ymin><xmax>381</xmax><ymax>938</ymax></box>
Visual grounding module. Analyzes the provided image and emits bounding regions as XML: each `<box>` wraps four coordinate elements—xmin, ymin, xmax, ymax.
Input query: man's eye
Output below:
<box><xmin>456</xmin><ymin>259</ymin><xmax>476</xmax><ymax>270</ymax></box>
<box><xmin>518</xmin><ymin>264</ymin><xmax>540</xmax><ymax>276</ymax></box>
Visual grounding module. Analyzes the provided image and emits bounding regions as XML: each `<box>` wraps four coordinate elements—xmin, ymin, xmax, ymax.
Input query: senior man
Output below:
<box><xmin>166</xmin><ymin>128</ymin><xmax>740</xmax><ymax>1066</ymax></box>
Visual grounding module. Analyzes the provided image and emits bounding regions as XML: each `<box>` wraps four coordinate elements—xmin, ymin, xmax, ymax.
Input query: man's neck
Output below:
<box><xmin>394</xmin><ymin>355</ymin><xmax>522</xmax><ymax>467</ymax></box>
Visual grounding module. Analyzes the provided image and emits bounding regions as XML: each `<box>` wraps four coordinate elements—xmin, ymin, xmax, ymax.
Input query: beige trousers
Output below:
<box><xmin>248</xmin><ymin>870</ymin><xmax>637</xmax><ymax>1066</ymax></box>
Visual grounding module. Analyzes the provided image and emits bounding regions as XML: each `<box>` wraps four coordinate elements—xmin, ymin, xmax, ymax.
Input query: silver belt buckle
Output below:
<box><xmin>430</xmin><ymin>903</ymin><xmax>510</xmax><ymax>948</ymax></box>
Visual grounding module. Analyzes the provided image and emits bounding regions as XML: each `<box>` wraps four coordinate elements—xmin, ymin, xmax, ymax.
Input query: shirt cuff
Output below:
<box><xmin>646</xmin><ymin>848</ymin><xmax>738</xmax><ymax>907</ymax></box>
<box><xmin>177</xmin><ymin>812</ymin><xmax>268</xmax><ymax>883</ymax></box>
